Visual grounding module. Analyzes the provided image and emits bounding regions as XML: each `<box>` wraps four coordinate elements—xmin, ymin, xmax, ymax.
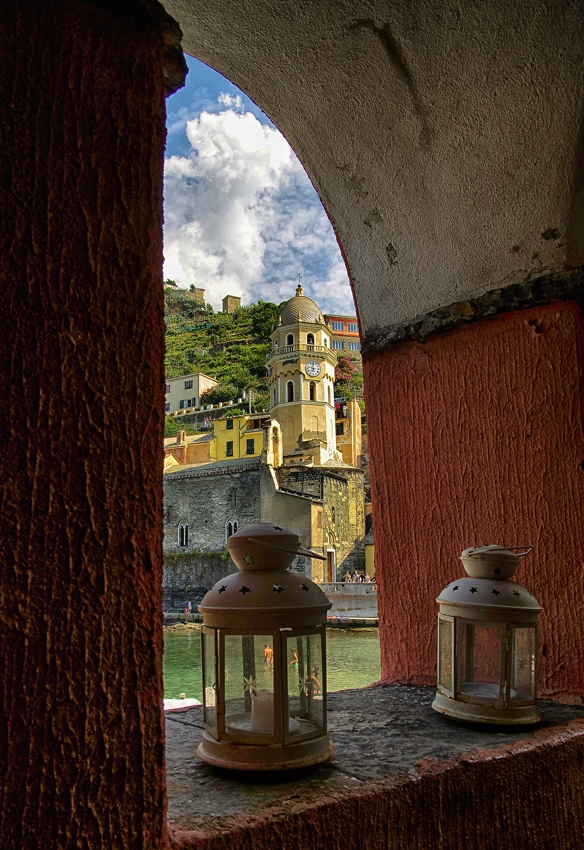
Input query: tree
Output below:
<box><xmin>334</xmin><ymin>356</ymin><xmax>363</xmax><ymax>400</ymax></box>
<box><xmin>335</xmin><ymin>356</ymin><xmax>355</xmax><ymax>382</ymax></box>
<box><xmin>200</xmin><ymin>383</ymin><xmax>238</xmax><ymax>405</ymax></box>
<box><xmin>250</xmin><ymin>301</ymin><xmax>280</xmax><ymax>340</ymax></box>
<box><xmin>164</xmin><ymin>418</ymin><xmax>199</xmax><ymax>438</ymax></box>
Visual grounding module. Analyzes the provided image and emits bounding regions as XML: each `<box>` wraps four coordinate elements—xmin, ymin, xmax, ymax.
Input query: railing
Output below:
<box><xmin>318</xmin><ymin>582</ymin><xmax>377</xmax><ymax>594</ymax></box>
<box><xmin>265</xmin><ymin>343</ymin><xmax>329</xmax><ymax>361</ymax></box>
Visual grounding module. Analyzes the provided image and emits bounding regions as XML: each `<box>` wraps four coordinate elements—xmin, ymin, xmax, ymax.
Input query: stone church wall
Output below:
<box><xmin>163</xmin><ymin>465</ymin><xmax>261</xmax><ymax>553</ymax></box>
<box><xmin>323</xmin><ymin>471</ymin><xmax>366</xmax><ymax>576</ymax></box>
<box><xmin>279</xmin><ymin>466</ymin><xmax>323</xmax><ymax>498</ymax></box>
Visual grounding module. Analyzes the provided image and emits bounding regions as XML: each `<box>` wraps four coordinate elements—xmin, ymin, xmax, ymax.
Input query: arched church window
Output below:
<box><xmin>309</xmin><ymin>381</ymin><xmax>316</xmax><ymax>401</ymax></box>
<box><xmin>178</xmin><ymin>521</ymin><xmax>189</xmax><ymax>548</ymax></box>
<box><xmin>287</xmin><ymin>381</ymin><xmax>294</xmax><ymax>402</ymax></box>
<box><xmin>273</xmin><ymin>387</ymin><xmax>277</xmax><ymax>406</ymax></box>
<box><xmin>286</xmin><ymin>333</ymin><xmax>294</xmax><ymax>346</ymax></box>
<box><xmin>226</xmin><ymin>517</ymin><xmax>238</xmax><ymax>541</ymax></box>
<box><xmin>307</xmin><ymin>333</ymin><xmax>314</xmax><ymax>347</ymax></box>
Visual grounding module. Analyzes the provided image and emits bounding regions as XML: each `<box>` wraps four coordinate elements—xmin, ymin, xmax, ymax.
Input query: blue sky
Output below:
<box><xmin>163</xmin><ymin>56</ymin><xmax>355</xmax><ymax>315</ymax></box>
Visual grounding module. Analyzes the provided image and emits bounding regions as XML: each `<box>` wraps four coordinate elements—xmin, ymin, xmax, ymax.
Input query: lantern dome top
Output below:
<box><xmin>437</xmin><ymin>577</ymin><xmax>542</xmax><ymax>612</ymax></box>
<box><xmin>199</xmin><ymin>523</ymin><xmax>331</xmax><ymax>628</ymax></box>
<box><xmin>226</xmin><ymin>522</ymin><xmax>325</xmax><ymax>572</ymax></box>
<box><xmin>278</xmin><ymin>285</ymin><xmax>324</xmax><ymax>326</ymax></box>
<box><xmin>460</xmin><ymin>544</ymin><xmax>533</xmax><ymax>580</ymax></box>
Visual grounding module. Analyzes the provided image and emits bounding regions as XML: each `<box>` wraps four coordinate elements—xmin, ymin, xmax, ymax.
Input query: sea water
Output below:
<box><xmin>163</xmin><ymin>628</ymin><xmax>381</xmax><ymax>700</ymax></box>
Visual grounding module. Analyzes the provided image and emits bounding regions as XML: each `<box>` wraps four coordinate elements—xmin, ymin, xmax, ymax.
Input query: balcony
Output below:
<box><xmin>265</xmin><ymin>343</ymin><xmax>334</xmax><ymax>362</ymax></box>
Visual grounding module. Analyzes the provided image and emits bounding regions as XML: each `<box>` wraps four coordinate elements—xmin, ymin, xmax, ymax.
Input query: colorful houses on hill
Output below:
<box><xmin>162</xmin><ymin>286</ymin><xmax>367</xmax><ymax>605</ymax></box>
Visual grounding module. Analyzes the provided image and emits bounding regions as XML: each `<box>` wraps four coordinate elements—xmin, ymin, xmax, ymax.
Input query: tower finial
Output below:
<box><xmin>296</xmin><ymin>273</ymin><xmax>303</xmax><ymax>297</ymax></box>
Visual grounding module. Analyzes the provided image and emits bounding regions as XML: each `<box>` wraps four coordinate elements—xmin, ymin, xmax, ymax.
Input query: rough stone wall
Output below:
<box><xmin>364</xmin><ymin>301</ymin><xmax>584</xmax><ymax>700</ymax></box>
<box><xmin>168</xmin><ymin>713</ymin><xmax>584</xmax><ymax>850</ymax></box>
<box><xmin>323</xmin><ymin>472</ymin><xmax>365</xmax><ymax>575</ymax></box>
<box><xmin>162</xmin><ymin>552</ymin><xmax>237</xmax><ymax>609</ymax></box>
<box><xmin>163</xmin><ymin>467</ymin><xmax>261</xmax><ymax>552</ymax></box>
<box><xmin>0</xmin><ymin>1</ymin><xmax>172</xmax><ymax>847</ymax></box>
<box><xmin>279</xmin><ymin>466</ymin><xmax>323</xmax><ymax>498</ymax></box>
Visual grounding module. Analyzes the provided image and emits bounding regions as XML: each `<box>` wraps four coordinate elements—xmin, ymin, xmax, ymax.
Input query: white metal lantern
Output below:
<box><xmin>197</xmin><ymin>523</ymin><xmax>334</xmax><ymax>770</ymax></box>
<box><xmin>432</xmin><ymin>545</ymin><xmax>542</xmax><ymax>725</ymax></box>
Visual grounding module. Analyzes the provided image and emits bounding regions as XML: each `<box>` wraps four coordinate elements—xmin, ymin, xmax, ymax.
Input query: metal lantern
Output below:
<box><xmin>432</xmin><ymin>545</ymin><xmax>542</xmax><ymax>725</ymax></box>
<box><xmin>197</xmin><ymin>523</ymin><xmax>334</xmax><ymax>770</ymax></box>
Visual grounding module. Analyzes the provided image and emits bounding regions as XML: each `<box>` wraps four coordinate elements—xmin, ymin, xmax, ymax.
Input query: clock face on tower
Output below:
<box><xmin>305</xmin><ymin>360</ymin><xmax>321</xmax><ymax>377</ymax></box>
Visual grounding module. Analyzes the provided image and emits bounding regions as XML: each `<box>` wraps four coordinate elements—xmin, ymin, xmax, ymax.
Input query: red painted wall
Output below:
<box><xmin>0</xmin><ymin>2</ymin><xmax>168</xmax><ymax>846</ymax></box>
<box><xmin>365</xmin><ymin>302</ymin><xmax>584</xmax><ymax>700</ymax></box>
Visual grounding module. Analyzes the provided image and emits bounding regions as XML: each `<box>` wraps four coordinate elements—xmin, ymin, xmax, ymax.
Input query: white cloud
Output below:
<box><xmin>163</xmin><ymin>97</ymin><xmax>354</xmax><ymax>316</ymax></box>
<box><xmin>217</xmin><ymin>92</ymin><xmax>244</xmax><ymax>111</ymax></box>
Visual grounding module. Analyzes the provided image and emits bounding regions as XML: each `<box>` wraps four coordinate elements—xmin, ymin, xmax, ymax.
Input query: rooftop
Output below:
<box><xmin>278</xmin><ymin>285</ymin><xmax>324</xmax><ymax>327</ymax></box>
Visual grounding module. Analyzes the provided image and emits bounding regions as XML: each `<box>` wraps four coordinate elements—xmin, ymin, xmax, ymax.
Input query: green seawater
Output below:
<box><xmin>163</xmin><ymin>628</ymin><xmax>381</xmax><ymax>700</ymax></box>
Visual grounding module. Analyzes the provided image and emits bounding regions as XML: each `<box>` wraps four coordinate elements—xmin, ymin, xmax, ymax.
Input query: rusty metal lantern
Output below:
<box><xmin>432</xmin><ymin>545</ymin><xmax>542</xmax><ymax>725</ymax></box>
<box><xmin>197</xmin><ymin>523</ymin><xmax>334</xmax><ymax>770</ymax></box>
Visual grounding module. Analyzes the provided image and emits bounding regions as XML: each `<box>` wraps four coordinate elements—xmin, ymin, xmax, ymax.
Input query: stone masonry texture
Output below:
<box><xmin>165</xmin><ymin>685</ymin><xmax>584</xmax><ymax>850</ymax></box>
<box><xmin>164</xmin><ymin>467</ymin><xmax>261</xmax><ymax>554</ymax></box>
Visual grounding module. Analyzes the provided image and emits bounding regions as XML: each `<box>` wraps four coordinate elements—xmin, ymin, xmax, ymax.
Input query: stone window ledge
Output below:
<box><xmin>166</xmin><ymin>684</ymin><xmax>584</xmax><ymax>848</ymax></box>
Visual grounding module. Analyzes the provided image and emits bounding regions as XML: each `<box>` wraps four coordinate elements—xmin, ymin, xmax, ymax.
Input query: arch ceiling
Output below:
<box><xmin>163</xmin><ymin>0</ymin><xmax>584</xmax><ymax>338</ymax></box>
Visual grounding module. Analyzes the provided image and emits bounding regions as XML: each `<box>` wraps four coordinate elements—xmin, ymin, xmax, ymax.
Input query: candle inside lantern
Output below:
<box><xmin>460</xmin><ymin>682</ymin><xmax>500</xmax><ymax>699</ymax></box>
<box><xmin>251</xmin><ymin>689</ymin><xmax>274</xmax><ymax>733</ymax></box>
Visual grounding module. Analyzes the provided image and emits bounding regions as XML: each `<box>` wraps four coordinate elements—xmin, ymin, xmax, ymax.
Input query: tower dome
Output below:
<box><xmin>278</xmin><ymin>284</ymin><xmax>324</xmax><ymax>326</ymax></box>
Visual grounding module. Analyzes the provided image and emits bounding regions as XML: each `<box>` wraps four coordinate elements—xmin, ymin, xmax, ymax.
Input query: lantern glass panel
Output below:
<box><xmin>202</xmin><ymin>628</ymin><xmax>217</xmax><ymax>733</ymax></box>
<box><xmin>458</xmin><ymin>622</ymin><xmax>503</xmax><ymax>702</ymax></box>
<box><xmin>438</xmin><ymin>617</ymin><xmax>454</xmax><ymax>692</ymax></box>
<box><xmin>510</xmin><ymin>626</ymin><xmax>536</xmax><ymax>701</ymax></box>
<box><xmin>223</xmin><ymin>634</ymin><xmax>276</xmax><ymax>736</ymax></box>
<box><xmin>285</xmin><ymin>633</ymin><xmax>324</xmax><ymax>742</ymax></box>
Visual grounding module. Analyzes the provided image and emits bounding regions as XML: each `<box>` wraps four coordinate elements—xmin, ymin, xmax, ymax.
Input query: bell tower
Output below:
<box><xmin>266</xmin><ymin>284</ymin><xmax>339</xmax><ymax>463</ymax></box>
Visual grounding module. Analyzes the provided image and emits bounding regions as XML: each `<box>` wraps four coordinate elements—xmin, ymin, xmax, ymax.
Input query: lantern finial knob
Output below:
<box><xmin>460</xmin><ymin>544</ymin><xmax>533</xmax><ymax>580</ymax></box>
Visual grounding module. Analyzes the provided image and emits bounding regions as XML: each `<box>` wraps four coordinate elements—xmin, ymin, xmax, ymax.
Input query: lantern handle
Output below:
<box><xmin>509</xmin><ymin>546</ymin><xmax>534</xmax><ymax>556</ymax></box>
<box><xmin>246</xmin><ymin>537</ymin><xmax>327</xmax><ymax>561</ymax></box>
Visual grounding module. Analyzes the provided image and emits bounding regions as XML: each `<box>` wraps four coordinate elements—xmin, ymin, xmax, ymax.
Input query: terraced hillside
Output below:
<box><xmin>164</xmin><ymin>286</ymin><xmax>281</xmax><ymax>408</ymax></box>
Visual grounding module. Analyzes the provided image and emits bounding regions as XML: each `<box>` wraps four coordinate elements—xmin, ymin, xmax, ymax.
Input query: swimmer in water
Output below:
<box><xmin>290</xmin><ymin>648</ymin><xmax>299</xmax><ymax>666</ymax></box>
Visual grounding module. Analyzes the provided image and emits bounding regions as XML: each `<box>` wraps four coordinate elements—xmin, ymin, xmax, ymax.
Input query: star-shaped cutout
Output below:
<box><xmin>239</xmin><ymin>586</ymin><xmax>251</xmax><ymax>595</ymax></box>
<box><xmin>244</xmin><ymin>554</ymin><xmax>254</xmax><ymax>565</ymax></box>
<box><xmin>218</xmin><ymin>585</ymin><xmax>227</xmax><ymax>594</ymax></box>
<box><xmin>469</xmin><ymin>587</ymin><xmax>478</xmax><ymax>594</ymax></box>
<box><xmin>243</xmin><ymin>675</ymin><xmax>257</xmax><ymax>695</ymax></box>
<box><xmin>452</xmin><ymin>585</ymin><xmax>459</xmax><ymax>592</ymax></box>
<box><xmin>513</xmin><ymin>590</ymin><xmax>521</xmax><ymax>597</ymax></box>
<box><xmin>300</xmin><ymin>584</ymin><xmax>309</xmax><ymax>592</ymax></box>
<box><xmin>272</xmin><ymin>585</ymin><xmax>284</xmax><ymax>594</ymax></box>
<box><xmin>493</xmin><ymin>568</ymin><xmax>501</xmax><ymax>575</ymax></box>
<box><xmin>491</xmin><ymin>588</ymin><xmax>500</xmax><ymax>596</ymax></box>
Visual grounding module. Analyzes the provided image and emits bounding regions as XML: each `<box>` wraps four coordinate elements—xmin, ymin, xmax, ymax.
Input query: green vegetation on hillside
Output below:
<box><xmin>164</xmin><ymin>285</ymin><xmax>363</xmax><ymax>413</ymax></box>
<box><xmin>164</xmin><ymin>287</ymin><xmax>281</xmax><ymax>405</ymax></box>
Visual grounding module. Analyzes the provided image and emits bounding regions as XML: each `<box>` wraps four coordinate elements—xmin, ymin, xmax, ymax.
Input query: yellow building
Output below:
<box><xmin>163</xmin><ymin>416</ymin><xmax>269</xmax><ymax>467</ymax></box>
<box><xmin>210</xmin><ymin>414</ymin><xmax>269</xmax><ymax>461</ymax></box>
<box><xmin>163</xmin><ymin>288</ymin><xmax>367</xmax><ymax>583</ymax></box>
<box><xmin>266</xmin><ymin>284</ymin><xmax>340</xmax><ymax>465</ymax></box>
